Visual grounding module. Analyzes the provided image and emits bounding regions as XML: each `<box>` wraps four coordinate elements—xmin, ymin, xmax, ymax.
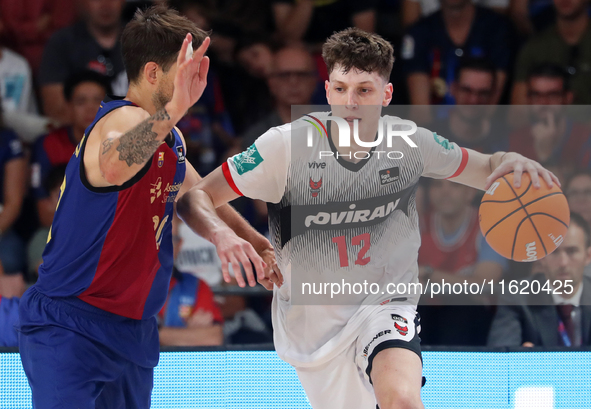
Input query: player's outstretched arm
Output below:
<box><xmin>96</xmin><ymin>35</ymin><xmax>210</xmax><ymax>186</ymax></box>
<box><xmin>448</xmin><ymin>149</ymin><xmax>561</xmax><ymax>191</ymax></box>
<box><xmin>177</xmin><ymin>165</ymin><xmax>283</xmax><ymax>290</ymax></box>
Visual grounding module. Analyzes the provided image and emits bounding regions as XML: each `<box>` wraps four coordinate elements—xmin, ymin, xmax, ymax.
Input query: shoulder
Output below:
<box><xmin>46</xmin><ymin>24</ymin><xmax>78</xmax><ymax>45</ymax></box>
<box><xmin>1</xmin><ymin>48</ymin><xmax>29</xmax><ymax>68</ymax></box>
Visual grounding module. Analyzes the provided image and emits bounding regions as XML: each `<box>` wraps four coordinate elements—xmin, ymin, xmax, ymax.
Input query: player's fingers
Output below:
<box><xmin>525</xmin><ymin>162</ymin><xmax>541</xmax><ymax>189</ymax></box>
<box><xmin>235</xmin><ymin>250</ymin><xmax>256</xmax><ymax>287</ymax></box>
<box><xmin>177</xmin><ymin>33</ymin><xmax>191</xmax><ymax>65</ymax></box>
<box><xmin>512</xmin><ymin>161</ymin><xmax>524</xmax><ymax>188</ymax></box>
<box><xmin>244</xmin><ymin>245</ymin><xmax>266</xmax><ymax>281</ymax></box>
<box><xmin>218</xmin><ymin>253</ymin><xmax>232</xmax><ymax>284</ymax></box>
<box><xmin>547</xmin><ymin>170</ymin><xmax>560</xmax><ymax>188</ymax></box>
<box><xmin>228</xmin><ymin>254</ymin><xmax>246</xmax><ymax>288</ymax></box>
<box><xmin>198</xmin><ymin>56</ymin><xmax>210</xmax><ymax>83</ymax></box>
<box><xmin>273</xmin><ymin>263</ymin><xmax>284</xmax><ymax>286</ymax></box>
<box><xmin>540</xmin><ymin>168</ymin><xmax>555</xmax><ymax>189</ymax></box>
<box><xmin>258</xmin><ymin>276</ymin><xmax>274</xmax><ymax>291</ymax></box>
<box><xmin>194</xmin><ymin>36</ymin><xmax>210</xmax><ymax>60</ymax></box>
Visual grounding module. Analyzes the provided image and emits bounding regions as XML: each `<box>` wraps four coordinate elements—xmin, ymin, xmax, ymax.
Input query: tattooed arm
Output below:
<box><xmin>86</xmin><ymin>34</ymin><xmax>211</xmax><ymax>187</ymax></box>
<box><xmin>95</xmin><ymin>105</ymin><xmax>181</xmax><ymax>186</ymax></box>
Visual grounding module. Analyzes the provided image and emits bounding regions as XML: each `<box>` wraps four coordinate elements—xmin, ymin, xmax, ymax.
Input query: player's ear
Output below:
<box><xmin>143</xmin><ymin>62</ymin><xmax>159</xmax><ymax>85</ymax></box>
<box><xmin>382</xmin><ymin>82</ymin><xmax>393</xmax><ymax>107</ymax></box>
<box><xmin>325</xmin><ymin>80</ymin><xmax>331</xmax><ymax>104</ymax></box>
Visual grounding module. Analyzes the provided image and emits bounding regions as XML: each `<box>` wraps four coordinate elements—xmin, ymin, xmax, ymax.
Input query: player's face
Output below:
<box><xmin>544</xmin><ymin>224</ymin><xmax>591</xmax><ymax>287</ymax></box>
<box><xmin>152</xmin><ymin>63</ymin><xmax>176</xmax><ymax>111</ymax></box>
<box><xmin>326</xmin><ymin>66</ymin><xmax>392</xmax><ymax>139</ymax></box>
<box><xmin>428</xmin><ymin>179</ymin><xmax>475</xmax><ymax>217</ymax></box>
<box><xmin>69</xmin><ymin>82</ymin><xmax>106</xmax><ymax>139</ymax></box>
<box><xmin>566</xmin><ymin>175</ymin><xmax>591</xmax><ymax>224</ymax></box>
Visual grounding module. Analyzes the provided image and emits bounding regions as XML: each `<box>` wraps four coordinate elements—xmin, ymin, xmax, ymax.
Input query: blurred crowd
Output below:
<box><xmin>0</xmin><ymin>0</ymin><xmax>590</xmax><ymax>348</ymax></box>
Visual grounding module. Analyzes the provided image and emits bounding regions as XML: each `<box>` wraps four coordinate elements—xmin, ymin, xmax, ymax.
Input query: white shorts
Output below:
<box><xmin>294</xmin><ymin>305</ymin><xmax>421</xmax><ymax>409</ymax></box>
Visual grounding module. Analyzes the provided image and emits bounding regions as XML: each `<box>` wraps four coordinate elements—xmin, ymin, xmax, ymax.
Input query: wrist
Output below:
<box><xmin>164</xmin><ymin>102</ymin><xmax>184</xmax><ymax>123</ymax></box>
<box><xmin>210</xmin><ymin>225</ymin><xmax>235</xmax><ymax>247</ymax></box>
<box><xmin>489</xmin><ymin>151</ymin><xmax>508</xmax><ymax>172</ymax></box>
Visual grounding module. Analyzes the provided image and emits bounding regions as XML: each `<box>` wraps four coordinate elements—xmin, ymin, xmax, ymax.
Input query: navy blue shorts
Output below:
<box><xmin>18</xmin><ymin>287</ymin><xmax>159</xmax><ymax>409</ymax></box>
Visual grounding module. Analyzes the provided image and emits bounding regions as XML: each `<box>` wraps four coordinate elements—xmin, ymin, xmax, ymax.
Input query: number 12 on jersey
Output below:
<box><xmin>332</xmin><ymin>233</ymin><xmax>371</xmax><ymax>267</ymax></box>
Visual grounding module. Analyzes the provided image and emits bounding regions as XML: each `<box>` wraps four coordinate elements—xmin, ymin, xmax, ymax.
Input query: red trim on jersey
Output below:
<box><xmin>222</xmin><ymin>162</ymin><xmax>243</xmax><ymax>196</ymax></box>
<box><xmin>446</xmin><ymin>147</ymin><xmax>469</xmax><ymax>179</ymax></box>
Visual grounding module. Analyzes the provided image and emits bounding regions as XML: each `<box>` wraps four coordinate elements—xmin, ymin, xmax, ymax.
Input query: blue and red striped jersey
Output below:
<box><xmin>35</xmin><ymin>98</ymin><xmax>187</xmax><ymax>320</ymax></box>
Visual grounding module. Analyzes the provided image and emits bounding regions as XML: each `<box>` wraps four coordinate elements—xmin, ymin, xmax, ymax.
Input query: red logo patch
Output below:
<box><xmin>309</xmin><ymin>177</ymin><xmax>322</xmax><ymax>197</ymax></box>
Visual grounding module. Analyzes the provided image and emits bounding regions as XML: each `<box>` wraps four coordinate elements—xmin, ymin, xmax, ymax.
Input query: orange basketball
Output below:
<box><xmin>479</xmin><ymin>173</ymin><xmax>570</xmax><ymax>262</ymax></box>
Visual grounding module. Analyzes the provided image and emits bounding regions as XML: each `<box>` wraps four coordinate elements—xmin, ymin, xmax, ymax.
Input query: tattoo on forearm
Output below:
<box><xmin>102</xmin><ymin>138</ymin><xmax>114</xmax><ymax>155</ymax></box>
<box><xmin>116</xmin><ymin>108</ymin><xmax>170</xmax><ymax>167</ymax></box>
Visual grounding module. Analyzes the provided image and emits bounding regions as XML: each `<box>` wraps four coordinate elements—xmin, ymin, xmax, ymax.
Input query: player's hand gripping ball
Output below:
<box><xmin>479</xmin><ymin>173</ymin><xmax>570</xmax><ymax>262</ymax></box>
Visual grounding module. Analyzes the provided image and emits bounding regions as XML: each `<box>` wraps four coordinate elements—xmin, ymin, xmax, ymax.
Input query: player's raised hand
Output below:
<box><xmin>169</xmin><ymin>34</ymin><xmax>210</xmax><ymax>117</ymax></box>
<box><xmin>257</xmin><ymin>247</ymin><xmax>283</xmax><ymax>291</ymax></box>
<box><xmin>485</xmin><ymin>152</ymin><xmax>560</xmax><ymax>190</ymax></box>
<box><xmin>213</xmin><ymin>228</ymin><xmax>267</xmax><ymax>288</ymax></box>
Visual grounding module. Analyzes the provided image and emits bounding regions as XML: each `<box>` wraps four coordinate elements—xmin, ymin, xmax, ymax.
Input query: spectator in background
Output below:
<box><xmin>0</xmin><ymin>46</ymin><xmax>37</xmax><ymax>115</ymax></box>
<box><xmin>0</xmin><ymin>101</ymin><xmax>27</xmax><ymax>297</ymax></box>
<box><xmin>229</xmin><ymin>36</ymin><xmax>275</xmax><ymax>134</ymax></box>
<box><xmin>31</xmin><ymin>70</ymin><xmax>110</xmax><ymax>227</ymax></box>
<box><xmin>159</xmin><ymin>219</ymin><xmax>224</xmax><ymax>346</ymax></box>
<box><xmin>509</xmin><ymin>0</ymin><xmax>558</xmax><ymax>37</ymax></box>
<box><xmin>158</xmin><ymin>268</ymin><xmax>224</xmax><ymax>346</ymax></box>
<box><xmin>0</xmin><ymin>0</ymin><xmax>77</xmax><ymax>73</ymax></box>
<box><xmin>511</xmin><ymin>0</ymin><xmax>591</xmax><ymax>104</ymax></box>
<box><xmin>566</xmin><ymin>171</ymin><xmax>591</xmax><ymax>226</ymax></box>
<box><xmin>39</xmin><ymin>0</ymin><xmax>127</xmax><ymax>123</ymax></box>
<box><xmin>402</xmin><ymin>0</ymin><xmax>509</xmax><ymax>29</ymax></box>
<box><xmin>241</xmin><ymin>46</ymin><xmax>318</xmax><ymax>149</ymax></box>
<box><xmin>402</xmin><ymin>0</ymin><xmax>512</xmax><ymax>105</ymax></box>
<box><xmin>431</xmin><ymin>57</ymin><xmax>508</xmax><ymax>153</ymax></box>
<box><xmin>418</xmin><ymin>179</ymin><xmax>507</xmax><ymax>345</ymax></box>
<box><xmin>27</xmin><ymin>165</ymin><xmax>65</xmax><ymax>280</ymax></box>
<box><xmin>272</xmin><ymin>0</ymin><xmax>377</xmax><ymax>51</ymax></box>
<box><xmin>488</xmin><ymin>213</ymin><xmax>591</xmax><ymax>347</ymax></box>
<box><xmin>508</xmin><ymin>64</ymin><xmax>590</xmax><ymax>176</ymax></box>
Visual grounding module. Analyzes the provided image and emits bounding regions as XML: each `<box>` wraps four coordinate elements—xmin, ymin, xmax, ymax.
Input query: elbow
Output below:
<box><xmin>99</xmin><ymin>159</ymin><xmax>125</xmax><ymax>186</ymax></box>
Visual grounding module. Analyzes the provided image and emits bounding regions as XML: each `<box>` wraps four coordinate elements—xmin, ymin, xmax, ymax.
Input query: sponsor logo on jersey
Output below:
<box><xmin>391</xmin><ymin>314</ymin><xmax>408</xmax><ymax>324</ymax></box>
<box><xmin>176</xmin><ymin>146</ymin><xmax>186</xmax><ymax>163</ymax></box>
<box><xmin>380</xmin><ymin>297</ymin><xmax>408</xmax><ymax>305</ymax></box>
<box><xmin>394</xmin><ymin>322</ymin><xmax>409</xmax><ymax>336</ymax></box>
<box><xmin>362</xmin><ymin>329</ymin><xmax>392</xmax><ymax>357</ymax></box>
<box><xmin>309</xmin><ymin>177</ymin><xmax>322</xmax><ymax>197</ymax></box>
<box><xmin>150</xmin><ymin>177</ymin><xmax>162</xmax><ymax>204</ymax></box>
<box><xmin>158</xmin><ymin>152</ymin><xmax>165</xmax><ymax>168</ymax></box>
<box><xmin>308</xmin><ymin>161</ymin><xmax>326</xmax><ymax>169</ymax></box>
<box><xmin>283</xmin><ymin>185</ymin><xmax>417</xmax><ymax>245</ymax></box>
<box><xmin>162</xmin><ymin>182</ymin><xmax>183</xmax><ymax>203</ymax></box>
<box><xmin>432</xmin><ymin>132</ymin><xmax>454</xmax><ymax>150</ymax></box>
<box><xmin>524</xmin><ymin>241</ymin><xmax>538</xmax><ymax>261</ymax></box>
<box><xmin>233</xmin><ymin>144</ymin><xmax>264</xmax><ymax>175</ymax></box>
<box><xmin>379</xmin><ymin>167</ymin><xmax>400</xmax><ymax>185</ymax></box>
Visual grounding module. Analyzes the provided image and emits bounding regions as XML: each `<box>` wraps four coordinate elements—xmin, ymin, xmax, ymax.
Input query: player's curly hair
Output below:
<box><xmin>122</xmin><ymin>5</ymin><xmax>210</xmax><ymax>84</ymax></box>
<box><xmin>322</xmin><ymin>28</ymin><xmax>394</xmax><ymax>81</ymax></box>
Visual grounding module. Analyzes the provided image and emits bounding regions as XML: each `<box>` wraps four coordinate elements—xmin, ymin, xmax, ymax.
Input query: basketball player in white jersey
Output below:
<box><xmin>178</xmin><ymin>28</ymin><xmax>559</xmax><ymax>409</ymax></box>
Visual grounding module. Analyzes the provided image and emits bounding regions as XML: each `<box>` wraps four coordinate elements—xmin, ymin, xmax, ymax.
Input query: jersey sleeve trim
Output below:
<box><xmin>222</xmin><ymin>162</ymin><xmax>243</xmax><ymax>196</ymax></box>
<box><xmin>446</xmin><ymin>147</ymin><xmax>469</xmax><ymax>179</ymax></box>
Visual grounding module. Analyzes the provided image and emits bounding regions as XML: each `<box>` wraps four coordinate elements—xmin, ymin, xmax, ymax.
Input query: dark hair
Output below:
<box><xmin>63</xmin><ymin>70</ymin><xmax>112</xmax><ymax>101</ymax></box>
<box><xmin>121</xmin><ymin>5</ymin><xmax>209</xmax><ymax>84</ymax></box>
<box><xmin>234</xmin><ymin>32</ymin><xmax>279</xmax><ymax>59</ymax></box>
<box><xmin>322</xmin><ymin>28</ymin><xmax>394</xmax><ymax>81</ymax></box>
<box><xmin>454</xmin><ymin>57</ymin><xmax>496</xmax><ymax>83</ymax></box>
<box><xmin>527</xmin><ymin>63</ymin><xmax>569</xmax><ymax>91</ymax></box>
<box><xmin>570</xmin><ymin>212</ymin><xmax>591</xmax><ymax>248</ymax></box>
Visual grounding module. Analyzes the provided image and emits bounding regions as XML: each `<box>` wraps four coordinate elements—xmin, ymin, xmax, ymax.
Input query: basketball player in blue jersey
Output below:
<box><xmin>18</xmin><ymin>6</ymin><xmax>273</xmax><ymax>408</ymax></box>
<box><xmin>179</xmin><ymin>29</ymin><xmax>561</xmax><ymax>409</ymax></box>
